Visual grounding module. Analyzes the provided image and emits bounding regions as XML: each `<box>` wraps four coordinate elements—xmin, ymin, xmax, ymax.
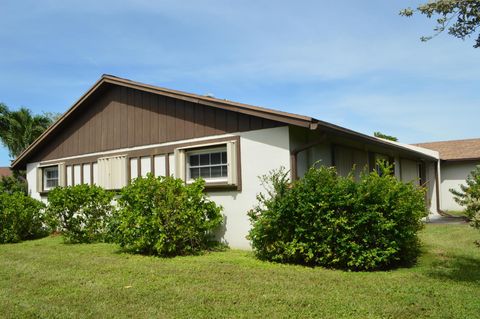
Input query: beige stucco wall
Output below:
<box><xmin>209</xmin><ymin>126</ymin><xmax>291</xmax><ymax>248</ymax></box>
<box><xmin>26</xmin><ymin>162</ymin><xmax>42</xmax><ymax>201</ymax></box>
<box><xmin>440</xmin><ymin>161</ymin><xmax>479</xmax><ymax>211</ymax></box>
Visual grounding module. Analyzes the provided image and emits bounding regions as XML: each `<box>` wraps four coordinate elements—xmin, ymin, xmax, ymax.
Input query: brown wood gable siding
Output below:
<box><xmin>32</xmin><ymin>85</ymin><xmax>283</xmax><ymax>162</ymax></box>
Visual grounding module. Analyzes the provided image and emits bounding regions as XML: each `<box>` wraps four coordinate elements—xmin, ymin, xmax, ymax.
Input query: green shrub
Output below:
<box><xmin>46</xmin><ymin>184</ymin><xmax>114</xmax><ymax>243</ymax></box>
<box><xmin>0</xmin><ymin>192</ymin><xmax>46</xmax><ymax>243</ymax></box>
<box><xmin>248</xmin><ymin>164</ymin><xmax>427</xmax><ymax>271</ymax></box>
<box><xmin>109</xmin><ymin>174</ymin><xmax>223</xmax><ymax>256</ymax></box>
<box><xmin>451</xmin><ymin>165</ymin><xmax>480</xmax><ymax>229</ymax></box>
<box><xmin>0</xmin><ymin>175</ymin><xmax>27</xmax><ymax>195</ymax></box>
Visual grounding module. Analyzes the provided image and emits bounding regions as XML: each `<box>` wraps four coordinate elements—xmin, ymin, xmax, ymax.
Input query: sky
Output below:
<box><xmin>0</xmin><ymin>0</ymin><xmax>479</xmax><ymax>166</ymax></box>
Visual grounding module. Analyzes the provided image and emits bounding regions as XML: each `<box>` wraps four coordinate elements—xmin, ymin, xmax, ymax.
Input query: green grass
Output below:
<box><xmin>444</xmin><ymin>210</ymin><xmax>468</xmax><ymax>218</ymax></box>
<box><xmin>0</xmin><ymin>225</ymin><xmax>479</xmax><ymax>319</ymax></box>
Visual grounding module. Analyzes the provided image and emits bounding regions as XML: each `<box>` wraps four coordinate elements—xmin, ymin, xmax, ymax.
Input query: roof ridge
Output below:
<box><xmin>415</xmin><ymin>137</ymin><xmax>480</xmax><ymax>145</ymax></box>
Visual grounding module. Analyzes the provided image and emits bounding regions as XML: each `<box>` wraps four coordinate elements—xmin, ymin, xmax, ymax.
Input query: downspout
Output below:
<box><xmin>434</xmin><ymin>159</ymin><xmax>446</xmax><ymax>216</ymax></box>
<box><xmin>290</xmin><ymin>133</ymin><xmax>326</xmax><ymax>181</ymax></box>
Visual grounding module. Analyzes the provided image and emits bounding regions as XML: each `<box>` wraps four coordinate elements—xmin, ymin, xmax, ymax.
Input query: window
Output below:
<box><xmin>187</xmin><ymin>147</ymin><xmax>228</xmax><ymax>182</ymax></box>
<box><xmin>43</xmin><ymin>166</ymin><xmax>59</xmax><ymax>191</ymax></box>
<box><xmin>418</xmin><ymin>162</ymin><xmax>426</xmax><ymax>186</ymax></box>
<box><xmin>37</xmin><ymin>163</ymin><xmax>65</xmax><ymax>193</ymax></box>
<box><xmin>174</xmin><ymin>139</ymin><xmax>239</xmax><ymax>188</ymax></box>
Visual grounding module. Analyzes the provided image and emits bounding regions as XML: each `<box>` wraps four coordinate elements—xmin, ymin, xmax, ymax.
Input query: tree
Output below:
<box><xmin>401</xmin><ymin>0</ymin><xmax>480</xmax><ymax>48</ymax></box>
<box><xmin>374</xmin><ymin>131</ymin><xmax>398</xmax><ymax>142</ymax></box>
<box><xmin>450</xmin><ymin>166</ymin><xmax>480</xmax><ymax>229</ymax></box>
<box><xmin>0</xmin><ymin>105</ymin><xmax>55</xmax><ymax>158</ymax></box>
<box><xmin>0</xmin><ymin>103</ymin><xmax>8</xmax><ymax>135</ymax></box>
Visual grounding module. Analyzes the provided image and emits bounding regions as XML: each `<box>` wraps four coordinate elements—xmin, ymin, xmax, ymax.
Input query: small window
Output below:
<box><xmin>187</xmin><ymin>147</ymin><xmax>228</xmax><ymax>182</ymax></box>
<box><xmin>43</xmin><ymin>166</ymin><xmax>59</xmax><ymax>191</ymax></box>
<box><xmin>174</xmin><ymin>140</ymin><xmax>239</xmax><ymax>188</ymax></box>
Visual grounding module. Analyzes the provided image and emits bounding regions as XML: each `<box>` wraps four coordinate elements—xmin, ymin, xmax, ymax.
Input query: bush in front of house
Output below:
<box><xmin>451</xmin><ymin>165</ymin><xmax>480</xmax><ymax>229</ymax></box>
<box><xmin>0</xmin><ymin>174</ymin><xmax>28</xmax><ymax>195</ymax></box>
<box><xmin>247</xmin><ymin>164</ymin><xmax>427</xmax><ymax>271</ymax></box>
<box><xmin>45</xmin><ymin>184</ymin><xmax>115</xmax><ymax>243</ymax></box>
<box><xmin>0</xmin><ymin>190</ymin><xmax>47</xmax><ymax>243</ymax></box>
<box><xmin>108</xmin><ymin>174</ymin><xmax>223</xmax><ymax>256</ymax></box>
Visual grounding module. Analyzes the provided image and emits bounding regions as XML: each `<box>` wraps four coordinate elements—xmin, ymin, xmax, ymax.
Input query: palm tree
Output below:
<box><xmin>0</xmin><ymin>106</ymin><xmax>54</xmax><ymax>158</ymax></box>
<box><xmin>0</xmin><ymin>103</ymin><xmax>8</xmax><ymax>136</ymax></box>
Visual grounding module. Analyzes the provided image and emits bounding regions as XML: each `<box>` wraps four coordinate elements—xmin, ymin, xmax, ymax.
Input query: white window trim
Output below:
<box><xmin>186</xmin><ymin>146</ymin><xmax>228</xmax><ymax>183</ymax></box>
<box><xmin>43</xmin><ymin>166</ymin><xmax>59</xmax><ymax>191</ymax></box>
<box><xmin>174</xmin><ymin>140</ymin><xmax>238</xmax><ymax>187</ymax></box>
<box><xmin>38</xmin><ymin>162</ymin><xmax>65</xmax><ymax>192</ymax></box>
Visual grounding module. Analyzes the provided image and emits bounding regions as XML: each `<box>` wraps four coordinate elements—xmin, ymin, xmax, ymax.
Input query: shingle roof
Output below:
<box><xmin>0</xmin><ymin>167</ymin><xmax>12</xmax><ymax>177</ymax></box>
<box><xmin>415</xmin><ymin>138</ymin><xmax>480</xmax><ymax>161</ymax></box>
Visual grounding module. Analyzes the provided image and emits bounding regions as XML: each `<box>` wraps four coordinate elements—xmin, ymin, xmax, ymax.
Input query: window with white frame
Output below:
<box><xmin>43</xmin><ymin>166</ymin><xmax>59</xmax><ymax>190</ymax></box>
<box><xmin>187</xmin><ymin>147</ymin><xmax>228</xmax><ymax>182</ymax></box>
<box><xmin>174</xmin><ymin>140</ymin><xmax>239</xmax><ymax>186</ymax></box>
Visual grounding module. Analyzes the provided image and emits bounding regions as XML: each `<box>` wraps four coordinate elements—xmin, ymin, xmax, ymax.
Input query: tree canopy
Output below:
<box><xmin>401</xmin><ymin>0</ymin><xmax>480</xmax><ymax>48</ymax></box>
<box><xmin>374</xmin><ymin>132</ymin><xmax>398</xmax><ymax>142</ymax></box>
<box><xmin>0</xmin><ymin>103</ymin><xmax>57</xmax><ymax>159</ymax></box>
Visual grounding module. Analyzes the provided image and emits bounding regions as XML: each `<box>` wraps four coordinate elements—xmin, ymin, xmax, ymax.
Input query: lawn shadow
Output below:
<box><xmin>425</xmin><ymin>252</ymin><xmax>480</xmax><ymax>284</ymax></box>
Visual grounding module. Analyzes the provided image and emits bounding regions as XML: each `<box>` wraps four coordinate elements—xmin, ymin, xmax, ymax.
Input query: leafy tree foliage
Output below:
<box><xmin>0</xmin><ymin>175</ymin><xmax>27</xmax><ymax>195</ymax></box>
<box><xmin>450</xmin><ymin>165</ymin><xmax>480</xmax><ymax>229</ymax></box>
<box><xmin>374</xmin><ymin>131</ymin><xmax>398</xmax><ymax>142</ymax></box>
<box><xmin>0</xmin><ymin>103</ymin><xmax>56</xmax><ymax>158</ymax></box>
<box><xmin>401</xmin><ymin>0</ymin><xmax>480</xmax><ymax>48</ymax></box>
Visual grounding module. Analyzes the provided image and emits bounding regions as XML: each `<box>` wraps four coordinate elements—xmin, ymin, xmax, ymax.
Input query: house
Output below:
<box><xmin>416</xmin><ymin>138</ymin><xmax>480</xmax><ymax>213</ymax></box>
<box><xmin>11</xmin><ymin>75</ymin><xmax>440</xmax><ymax>249</ymax></box>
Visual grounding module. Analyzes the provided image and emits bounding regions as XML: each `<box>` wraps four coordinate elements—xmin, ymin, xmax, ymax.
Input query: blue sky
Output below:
<box><xmin>1</xmin><ymin>0</ymin><xmax>479</xmax><ymax>166</ymax></box>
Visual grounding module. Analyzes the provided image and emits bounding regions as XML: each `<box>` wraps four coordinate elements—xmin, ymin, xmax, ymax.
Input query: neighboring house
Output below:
<box><xmin>11</xmin><ymin>75</ymin><xmax>439</xmax><ymax>249</ymax></box>
<box><xmin>0</xmin><ymin>167</ymin><xmax>12</xmax><ymax>178</ymax></box>
<box><xmin>416</xmin><ymin>139</ymin><xmax>480</xmax><ymax>213</ymax></box>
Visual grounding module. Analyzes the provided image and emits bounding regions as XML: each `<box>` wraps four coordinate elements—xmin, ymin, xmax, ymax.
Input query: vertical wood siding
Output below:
<box><xmin>32</xmin><ymin>85</ymin><xmax>282</xmax><ymax>162</ymax></box>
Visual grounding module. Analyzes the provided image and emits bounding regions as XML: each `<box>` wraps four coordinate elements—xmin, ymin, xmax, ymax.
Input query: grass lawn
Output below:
<box><xmin>444</xmin><ymin>210</ymin><xmax>468</xmax><ymax>218</ymax></box>
<box><xmin>0</xmin><ymin>224</ymin><xmax>479</xmax><ymax>319</ymax></box>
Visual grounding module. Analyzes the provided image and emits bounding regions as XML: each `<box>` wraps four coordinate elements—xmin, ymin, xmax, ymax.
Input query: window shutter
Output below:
<box><xmin>227</xmin><ymin>141</ymin><xmax>238</xmax><ymax>185</ymax></box>
<box><xmin>36</xmin><ymin>167</ymin><xmax>43</xmax><ymax>193</ymax></box>
<box><xmin>154</xmin><ymin>155</ymin><xmax>166</xmax><ymax>177</ymax></box>
<box><xmin>174</xmin><ymin>149</ymin><xmax>186</xmax><ymax>180</ymax></box>
<box><xmin>66</xmin><ymin>165</ymin><xmax>73</xmax><ymax>186</ymax></box>
<box><xmin>58</xmin><ymin>163</ymin><xmax>66</xmax><ymax>187</ymax></box>
<box><xmin>97</xmin><ymin>155</ymin><xmax>128</xmax><ymax>189</ymax></box>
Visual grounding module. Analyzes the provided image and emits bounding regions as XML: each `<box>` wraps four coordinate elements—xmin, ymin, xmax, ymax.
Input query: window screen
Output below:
<box><xmin>188</xmin><ymin>149</ymin><xmax>227</xmax><ymax>180</ymax></box>
<box><xmin>43</xmin><ymin>166</ymin><xmax>59</xmax><ymax>190</ymax></box>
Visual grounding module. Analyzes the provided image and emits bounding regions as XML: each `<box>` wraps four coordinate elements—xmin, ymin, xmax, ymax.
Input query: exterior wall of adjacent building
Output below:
<box><xmin>440</xmin><ymin>160</ymin><xmax>479</xmax><ymax>212</ymax></box>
